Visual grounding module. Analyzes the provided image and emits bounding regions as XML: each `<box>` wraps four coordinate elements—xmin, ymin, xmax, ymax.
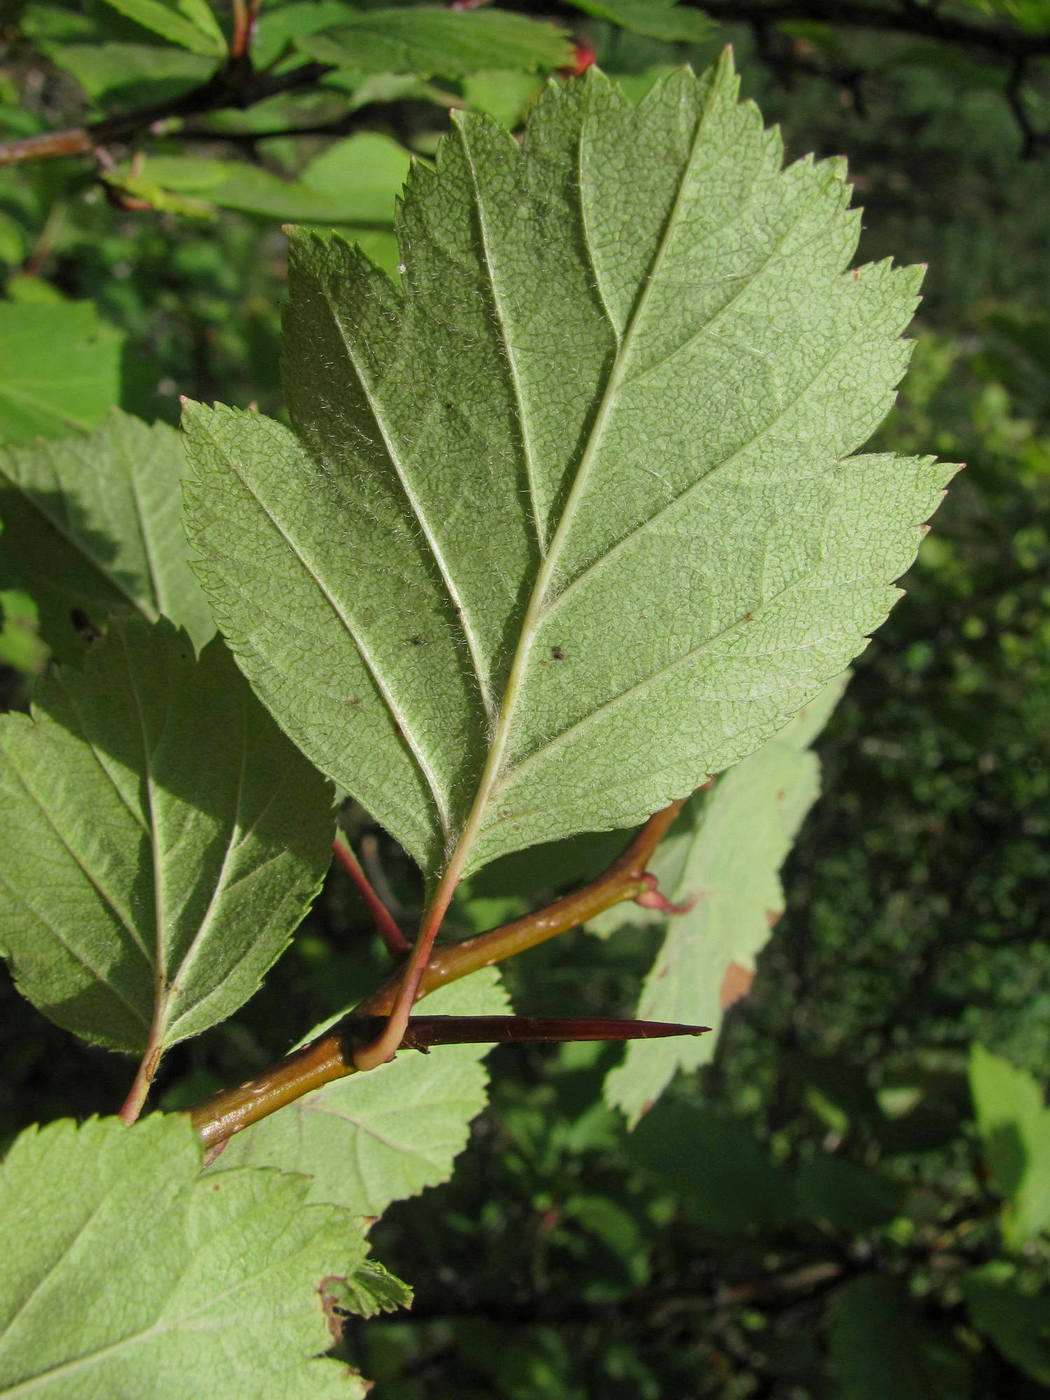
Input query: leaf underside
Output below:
<box><xmin>0</xmin><ymin>618</ymin><xmax>333</xmax><ymax>1053</ymax></box>
<box><xmin>184</xmin><ymin>56</ymin><xmax>955</xmax><ymax>891</ymax></box>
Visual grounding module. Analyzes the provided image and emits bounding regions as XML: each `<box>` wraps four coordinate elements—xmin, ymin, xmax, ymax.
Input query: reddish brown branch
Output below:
<box><xmin>189</xmin><ymin>797</ymin><xmax>689</xmax><ymax>1147</ymax></box>
<box><xmin>331</xmin><ymin>832</ymin><xmax>411</xmax><ymax>957</ymax></box>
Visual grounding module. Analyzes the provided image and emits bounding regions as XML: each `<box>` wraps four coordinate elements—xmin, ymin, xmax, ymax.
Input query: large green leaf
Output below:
<box><xmin>602</xmin><ymin>676</ymin><xmax>845</xmax><ymax>1124</ymax></box>
<box><xmin>0</xmin><ymin>409</ymin><xmax>214</xmax><ymax>658</ymax></box>
<box><xmin>297</xmin><ymin>8</ymin><xmax>573</xmax><ymax>77</ymax></box>
<box><xmin>0</xmin><ymin>1114</ymin><xmax>385</xmax><ymax>1399</ymax></box>
<box><xmin>0</xmin><ymin>618</ymin><xmax>333</xmax><ymax>1053</ymax></box>
<box><xmin>183</xmin><ymin>58</ymin><xmax>954</xmax><ymax>896</ymax></box>
<box><xmin>0</xmin><ymin>300</ymin><xmax>122</xmax><ymax>446</ymax></box>
<box><xmin>215</xmin><ymin>969</ymin><xmax>507</xmax><ymax>1217</ymax></box>
<box><xmin>969</xmin><ymin>1042</ymin><xmax>1050</xmax><ymax>1246</ymax></box>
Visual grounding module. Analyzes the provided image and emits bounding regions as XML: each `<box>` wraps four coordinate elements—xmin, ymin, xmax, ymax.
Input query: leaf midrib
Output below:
<box><xmin>436</xmin><ymin>67</ymin><xmax>722</xmax><ymax>879</ymax></box>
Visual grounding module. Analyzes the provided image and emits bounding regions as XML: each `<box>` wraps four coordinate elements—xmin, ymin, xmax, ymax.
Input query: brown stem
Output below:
<box><xmin>0</xmin><ymin>62</ymin><xmax>330</xmax><ymax>168</ymax></box>
<box><xmin>230</xmin><ymin>0</ymin><xmax>262</xmax><ymax>61</ymax></box>
<box><xmin>331</xmin><ymin>832</ymin><xmax>411</xmax><ymax>957</ymax></box>
<box><xmin>189</xmin><ymin>797</ymin><xmax>689</xmax><ymax>1147</ymax></box>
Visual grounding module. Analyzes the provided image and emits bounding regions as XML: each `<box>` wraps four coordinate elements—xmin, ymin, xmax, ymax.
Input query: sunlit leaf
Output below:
<box><xmin>183</xmin><ymin>58</ymin><xmax>954</xmax><ymax>899</ymax></box>
<box><xmin>0</xmin><ymin>1114</ymin><xmax>380</xmax><ymax>1399</ymax></box>
<box><xmin>0</xmin><ymin>300</ymin><xmax>122</xmax><ymax>445</ymax></box>
<box><xmin>969</xmin><ymin>1042</ymin><xmax>1050</xmax><ymax>1246</ymax></box>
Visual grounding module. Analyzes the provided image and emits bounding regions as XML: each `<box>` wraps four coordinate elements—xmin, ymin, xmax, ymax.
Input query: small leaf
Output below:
<box><xmin>0</xmin><ymin>1115</ymin><xmax>373</xmax><ymax>1399</ymax></box>
<box><xmin>297</xmin><ymin>8</ymin><xmax>573</xmax><ymax>77</ymax></box>
<box><xmin>0</xmin><ymin>409</ymin><xmax>214</xmax><ymax>658</ymax></box>
<box><xmin>95</xmin><ymin>0</ymin><xmax>227</xmax><ymax>56</ymax></box>
<box><xmin>117</xmin><ymin>134</ymin><xmax>411</xmax><ymax>226</ymax></box>
<box><xmin>0</xmin><ymin>618</ymin><xmax>333</xmax><ymax>1053</ymax></box>
<box><xmin>323</xmin><ymin>1260</ymin><xmax>413</xmax><ymax>1321</ymax></box>
<box><xmin>603</xmin><ymin>675</ymin><xmax>846</xmax><ymax>1124</ymax></box>
<box><xmin>0</xmin><ymin>299</ymin><xmax>122</xmax><ymax>445</ymax></box>
<box><xmin>214</xmin><ymin>970</ymin><xmax>508</xmax><ymax>1217</ymax></box>
<box><xmin>969</xmin><ymin>1042</ymin><xmax>1050</xmax><ymax>1246</ymax></box>
<box><xmin>183</xmin><ymin>60</ymin><xmax>955</xmax><ymax>898</ymax></box>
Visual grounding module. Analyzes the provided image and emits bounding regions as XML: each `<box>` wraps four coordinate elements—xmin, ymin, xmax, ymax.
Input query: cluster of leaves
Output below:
<box><xmin>1</xmin><ymin>2</ymin><xmax>1049</xmax><ymax>1396</ymax></box>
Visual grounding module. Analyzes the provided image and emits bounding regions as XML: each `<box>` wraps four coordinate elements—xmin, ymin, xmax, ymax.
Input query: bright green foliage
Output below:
<box><xmin>297</xmin><ymin>8</ymin><xmax>573</xmax><ymax>77</ymax></box>
<box><xmin>0</xmin><ymin>301</ymin><xmax>122</xmax><ymax>445</ymax></box>
<box><xmin>0</xmin><ymin>618</ymin><xmax>333</xmax><ymax>1053</ymax></box>
<box><xmin>0</xmin><ymin>1114</ymin><xmax>385</xmax><ymax>1399</ymax></box>
<box><xmin>184</xmin><ymin>57</ymin><xmax>953</xmax><ymax>894</ymax></box>
<box><xmin>0</xmin><ymin>410</ymin><xmax>214</xmax><ymax>658</ymax></box>
<box><xmin>602</xmin><ymin>675</ymin><xmax>845</xmax><ymax>1123</ymax></box>
<box><xmin>95</xmin><ymin>0</ymin><xmax>226</xmax><ymax>55</ymax></box>
<box><xmin>969</xmin><ymin>1042</ymin><xmax>1050</xmax><ymax>1246</ymax></box>
<box><xmin>564</xmin><ymin>0</ymin><xmax>713</xmax><ymax>41</ymax></box>
<box><xmin>963</xmin><ymin>1262</ymin><xmax>1050</xmax><ymax>1385</ymax></box>
<box><xmin>108</xmin><ymin>134</ymin><xmax>411</xmax><ymax>228</ymax></box>
<box><xmin>216</xmin><ymin>970</ymin><xmax>508</xmax><ymax>1217</ymax></box>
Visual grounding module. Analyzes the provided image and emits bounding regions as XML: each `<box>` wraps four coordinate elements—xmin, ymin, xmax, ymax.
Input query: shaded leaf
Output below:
<box><xmin>964</xmin><ymin>1261</ymin><xmax>1050</xmax><ymax>1385</ymax></box>
<box><xmin>0</xmin><ymin>618</ymin><xmax>333</xmax><ymax>1053</ymax></box>
<box><xmin>564</xmin><ymin>0</ymin><xmax>713</xmax><ymax>41</ymax></box>
<box><xmin>969</xmin><ymin>1042</ymin><xmax>1050</xmax><ymax>1246</ymax></box>
<box><xmin>625</xmin><ymin>1101</ymin><xmax>797</xmax><ymax>1230</ymax></box>
<box><xmin>0</xmin><ymin>300</ymin><xmax>122</xmax><ymax>445</ymax></box>
<box><xmin>298</xmin><ymin>8</ymin><xmax>573</xmax><ymax>77</ymax></box>
<box><xmin>830</xmin><ymin>1275</ymin><xmax>969</xmax><ymax>1398</ymax></box>
<box><xmin>794</xmin><ymin>1155</ymin><xmax>900</xmax><ymax>1231</ymax></box>
<box><xmin>0</xmin><ymin>1114</ymin><xmax>373</xmax><ymax>1399</ymax></box>
<box><xmin>0</xmin><ymin>409</ymin><xmax>214</xmax><ymax>658</ymax></box>
<box><xmin>215</xmin><ymin>970</ymin><xmax>507</xmax><ymax>1217</ymax></box>
<box><xmin>183</xmin><ymin>60</ymin><xmax>954</xmax><ymax>896</ymax></box>
<box><xmin>603</xmin><ymin>676</ymin><xmax>846</xmax><ymax>1124</ymax></box>
<box><xmin>55</xmin><ymin>43</ymin><xmax>213</xmax><ymax>106</ymax></box>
